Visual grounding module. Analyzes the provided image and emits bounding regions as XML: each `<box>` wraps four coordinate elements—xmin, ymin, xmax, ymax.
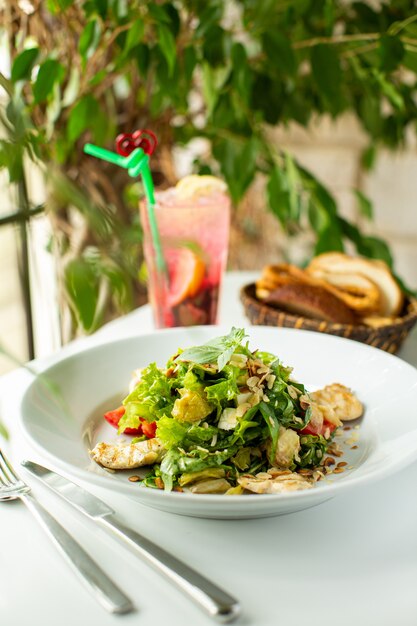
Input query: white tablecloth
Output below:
<box><xmin>1</xmin><ymin>272</ymin><xmax>416</xmax><ymax>626</ymax></box>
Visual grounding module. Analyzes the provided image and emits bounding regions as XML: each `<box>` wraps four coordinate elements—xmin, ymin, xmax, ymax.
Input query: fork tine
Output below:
<box><xmin>0</xmin><ymin>453</ymin><xmax>12</xmax><ymax>486</ymax></box>
<box><xmin>0</xmin><ymin>449</ymin><xmax>20</xmax><ymax>486</ymax></box>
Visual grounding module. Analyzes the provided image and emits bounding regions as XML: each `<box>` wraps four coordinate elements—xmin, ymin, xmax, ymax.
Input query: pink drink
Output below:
<box><xmin>140</xmin><ymin>185</ymin><xmax>230</xmax><ymax>328</ymax></box>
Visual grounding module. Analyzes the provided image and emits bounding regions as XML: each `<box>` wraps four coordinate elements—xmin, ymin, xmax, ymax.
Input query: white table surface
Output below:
<box><xmin>1</xmin><ymin>271</ymin><xmax>417</xmax><ymax>626</ymax></box>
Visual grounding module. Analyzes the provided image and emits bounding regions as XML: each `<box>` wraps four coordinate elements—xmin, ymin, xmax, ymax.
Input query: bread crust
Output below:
<box><xmin>264</xmin><ymin>283</ymin><xmax>358</xmax><ymax>324</ymax></box>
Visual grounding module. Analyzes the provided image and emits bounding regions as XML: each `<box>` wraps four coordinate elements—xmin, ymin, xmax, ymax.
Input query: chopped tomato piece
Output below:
<box><xmin>104</xmin><ymin>406</ymin><xmax>142</xmax><ymax>435</ymax></box>
<box><xmin>300</xmin><ymin>419</ymin><xmax>337</xmax><ymax>439</ymax></box>
<box><xmin>141</xmin><ymin>420</ymin><xmax>157</xmax><ymax>438</ymax></box>
<box><xmin>104</xmin><ymin>406</ymin><xmax>127</xmax><ymax>429</ymax></box>
<box><xmin>103</xmin><ymin>406</ymin><xmax>157</xmax><ymax>438</ymax></box>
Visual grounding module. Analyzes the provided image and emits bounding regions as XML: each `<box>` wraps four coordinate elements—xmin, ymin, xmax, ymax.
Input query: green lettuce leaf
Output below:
<box><xmin>160</xmin><ymin>445</ymin><xmax>240</xmax><ymax>491</ymax></box>
<box><xmin>184</xmin><ymin>423</ymin><xmax>218</xmax><ymax>446</ymax></box>
<box><xmin>156</xmin><ymin>416</ymin><xmax>188</xmax><ymax>449</ymax></box>
<box><xmin>259</xmin><ymin>401</ymin><xmax>280</xmax><ymax>464</ymax></box>
<box><xmin>205</xmin><ymin>377</ymin><xmax>239</xmax><ymax>405</ymax></box>
<box><xmin>156</xmin><ymin>416</ymin><xmax>218</xmax><ymax>450</ymax></box>
<box><xmin>119</xmin><ymin>363</ymin><xmax>175</xmax><ymax>433</ymax></box>
<box><xmin>177</xmin><ymin>446</ymin><xmax>240</xmax><ymax>474</ymax></box>
<box><xmin>298</xmin><ymin>433</ymin><xmax>329</xmax><ymax>468</ymax></box>
<box><xmin>160</xmin><ymin>449</ymin><xmax>180</xmax><ymax>491</ymax></box>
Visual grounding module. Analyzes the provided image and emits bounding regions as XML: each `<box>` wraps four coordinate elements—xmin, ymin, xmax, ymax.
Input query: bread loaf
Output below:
<box><xmin>305</xmin><ymin>266</ymin><xmax>381</xmax><ymax>314</ymax></box>
<box><xmin>307</xmin><ymin>252</ymin><xmax>404</xmax><ymax>317</ymax></box>
<box><xmin>264</xmin><ymin>283</ymin><xmax>358</xmax><ymax>324</ymax></box>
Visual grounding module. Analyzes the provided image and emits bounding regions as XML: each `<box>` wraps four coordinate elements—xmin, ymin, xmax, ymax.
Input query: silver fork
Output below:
<box><xmin>0</xmin><ymin>449</ymin><xmax>134</xmax><ymax>614</ymax></box>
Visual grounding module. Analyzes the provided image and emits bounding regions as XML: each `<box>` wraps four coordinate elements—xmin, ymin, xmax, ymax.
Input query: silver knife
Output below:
<box><xmin>22</xmin><ymin>460</ymin><xmax>240</xmax><ymax>623</ymax></box>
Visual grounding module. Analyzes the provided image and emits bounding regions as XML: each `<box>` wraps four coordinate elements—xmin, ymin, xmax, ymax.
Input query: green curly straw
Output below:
<box><xmin>83</xmin><ymin>143</ymin><xmax>167</xmax><ymax>275</ymax></box>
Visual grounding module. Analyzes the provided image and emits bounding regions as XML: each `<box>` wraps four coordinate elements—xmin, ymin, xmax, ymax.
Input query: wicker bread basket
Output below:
<box><xmin>240</xmin><ymin>283</ymin><xmax>417</xmax><ymax>354</ymax></box>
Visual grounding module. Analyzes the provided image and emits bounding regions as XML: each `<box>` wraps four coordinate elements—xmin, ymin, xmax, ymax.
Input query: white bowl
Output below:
<box><xmin>19</xmin><ymin>326</ymin><xmax>417</xmax><ymax>519</ymax></box>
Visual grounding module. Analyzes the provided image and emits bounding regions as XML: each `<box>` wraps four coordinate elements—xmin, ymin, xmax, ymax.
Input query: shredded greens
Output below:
<box><xmin>117</xmin><ymin>328</ymin><xmax>337</xmax><ymax>493</ymax></box>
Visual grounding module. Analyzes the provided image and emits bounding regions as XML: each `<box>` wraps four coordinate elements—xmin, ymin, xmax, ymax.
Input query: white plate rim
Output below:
<box><xmin>17</xmin><ymin>326</ymin><xmax>417</xmax><ymax>510</ymax></box>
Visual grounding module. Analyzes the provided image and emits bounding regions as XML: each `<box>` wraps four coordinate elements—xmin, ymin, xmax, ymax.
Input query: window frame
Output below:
<box><xmin>0</xmin><ymin>186</ymin><xmax>45</xmax><ymax>361</ymax></box>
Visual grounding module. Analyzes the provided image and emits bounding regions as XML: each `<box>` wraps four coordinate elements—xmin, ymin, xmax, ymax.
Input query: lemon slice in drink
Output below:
<box><xmin>175</xmin><ymin>175</ymin><xmax>227</xmax><ymax>200</ymax></box>
<box><xmin>167</xmin><ymin>248</ymin><xmax>205</xmax><ymax>306</ymax></box>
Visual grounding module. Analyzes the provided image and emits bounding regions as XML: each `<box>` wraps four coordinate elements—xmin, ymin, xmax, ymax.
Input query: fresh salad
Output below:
<box><xmin>91</xmin><ymin>328</ymin><xmax>362</xmax><ymax>495</ymax></box>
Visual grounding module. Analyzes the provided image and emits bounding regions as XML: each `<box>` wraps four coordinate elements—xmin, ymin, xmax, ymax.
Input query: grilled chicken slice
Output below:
<box><xmin>310</xmin><ymin>383</ymin><xmax>363</xmax><ymax>422</ymax></box>
<box><xmin>90</xmin><ymin>437</ymin><xmax>165</xmax><ymax>470</ymax></box>
<box><xmin>238</xmin><ymin>472</ymin><xmax>313</xmax><ymax>494</ymax></box>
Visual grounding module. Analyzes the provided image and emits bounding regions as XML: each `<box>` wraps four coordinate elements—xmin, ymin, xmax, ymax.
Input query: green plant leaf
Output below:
<box><xmin>212</xmin><ymin>92</ymin><xmax>236</xmax><ymax>128</ymax></box>
<box><xmin>311</xmin><ymin>44</ymin><xmax>342</xmax><ymax>114</ymax></box>
<box><xmin>90</xmin><ymin>0</ymin><xmax>108</xmax><ymax>19</ymax></box>
<box><xmin>46</xmin><ymin>82</ymin><xmax>62</xmax><ymax>138</ymax></box>
<box><xmin>402</xmin><ymin>49</ymin><xmax>417</xmax><ymax>74</ymax></box>
<box><xmin>176</xmin><ymin>327</ymin><xmax>247</xmax><ymax>372</ymax></box>
<box><xmin>11</xmin><ymin>48</ymin><xmax>39</xmax><ymax>82</ymax></box>
<box><xmin>213</xmin><ymin>137</ymin><xmax>258</xmax><ymax>204</ymax></box>
<box><xmin>373</xmin><ymin>70</ymin><xmax>404</xmax><ymax>110</ymax></box>
<box><xmin>231</xmin><ymin>42</ymin><xmax>252</xmax><ymax>104</ymax></box>
<box><xmin>123</xmin><ymin>19</ymin><xmax>145</xmax><ymax>55</ymax></box>
<box><xmin>338</xmin><ymin>217</ymin><xmax>393</xmax><ymax>267</ymax></box>
<box><xmin>201</xmin><ymin>62</ymin><xmax>218</xmax><ymax>116</ymax></box>
<box><xmin>324</xmin><ymin>0</ymin><xmax>335</xmax><ymax>34</ymax></box>
<box><xmin>48</xmin><ymin>168</ymin><xmax>113</xmax><ymax>238</ymax></box>
<box><xmin>195</xmin><ymin>2</ymin><xmax>223</xmax><ymax>37</ymax></box>
<box><xmin>157</xmin><ymin>24</ymin><xmax>176</xmax><ymax>76</ymax></box>
<box><xmin>79</xmin><ymin>19</ymin><xmax>101</xmax><ymax>62</ymax></box>
<box><xmin>314</xmin><ymin>222</ymin><xmax>344</xmax><ymax>255</ymax></box>
<box><xmin>0</xmin><ymin>140</ymin><xmax>24</xmax><ymax>182</ymax></box>
<box><xmin>164</xmin><ymin>3</ymin><xmax>180</xmax><ymax>37</ymax></box>
<box><xmin>62</xmin><ymin>66</ymin><xmax>80</xmax><ymax>107</ymax></box>
<box><xmin>354</xmin><ymin>189</ymin><xmax>373</xmax><ymax>219</ymax></box>
<box><xmin>361</xmin><ymin>144</ymin><xmax>377</xmax><ymax>171</ymax></box>
<box><xmin>262</xmin><ymin>32</ymin><xmax>296</xmax><ymax>76</ymax></box>
<box><xmin>360</xmin><ymin>94</ymin><xmax>382</xmax><ymax>137</ymax></box>
<box><xmin>64</xmin><ymin>258</ymin><xmax>100</xmax><ymax>332</ymax></box>
<box><xmin>251</xmin><ymin>71</ymin><xmax>283</xmax><ymax>125</ymax></box>
<box><xmin>183</xmin><ymin>45</ymin><xmax>197</xmax><ymax>85</ymax></box>
<box><xmin>301</xmin><ymin>166</ymin><xmax>338</xmax><ymax>217</ymax></box>
<box><xmin>379</xmin><ymin>35</ymin><xmax>404</xmax><ymax>72</ymax></box>
<box><xmin>285</xmin><ymin>151</ymin><xmax>301</xmax><ymax>221</ymax></box>
<box><xmin>359</xmin><ymin>235</ymin><xmax>393</xmax><ymax>267</ymax></box>
<box><xmin>148</xmin><ymin>3</ymin><xmax>171</xmax><ymax>23</ymax></box>
<box><xmin>267</xmin><ymin>166</ymin><xmax>291</xmax><ymax>228</ymax></box>
<box><xmin>67</xmin><ymin>94</ymin><xmax>98</xmax><ymax>142</ymax></box>
<box><xmin>135</xmin><ymin>43</ymin><xmax>151</xmax><ymax>76</ymax></box>
<box><xmin>102</xmin><ymin>262</ymin><xmax>133</xmax><ymax>312</ymax></box>
<box><xmin>203</xmin><ymin>25</ymin><xmax>225</xmax><ymax>67</ymax></box>
<box><xmin>33</xmin><ymin>59</ymin><xmax>64</xmax><ymax>103</ymax></box>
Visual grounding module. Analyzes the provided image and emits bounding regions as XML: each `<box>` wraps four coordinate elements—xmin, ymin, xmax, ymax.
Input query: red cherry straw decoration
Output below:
<box><xmin>115</xmin><ymin>129</ymin><xmax>158</xmax><ymax>157</ymax></box>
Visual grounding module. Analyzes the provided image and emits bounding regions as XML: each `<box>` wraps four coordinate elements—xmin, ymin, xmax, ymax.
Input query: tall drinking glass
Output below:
<box><xmin>140</xmin><ymin>181</ymin><xmax>230</xmax><ymax>328</ymax></box>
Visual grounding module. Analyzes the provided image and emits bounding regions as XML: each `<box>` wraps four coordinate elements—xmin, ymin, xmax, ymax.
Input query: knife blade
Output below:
<box><xmin>22</xmin><ymin>460</ymin><xmax>240</xmax><ymax>624</ymax></box>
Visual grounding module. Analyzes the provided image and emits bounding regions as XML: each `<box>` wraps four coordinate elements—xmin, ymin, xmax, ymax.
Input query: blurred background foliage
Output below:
<box><xmin>1</xmin><ymin>0</ymin><xmax>417</xmax><ymax>337</ymax></box>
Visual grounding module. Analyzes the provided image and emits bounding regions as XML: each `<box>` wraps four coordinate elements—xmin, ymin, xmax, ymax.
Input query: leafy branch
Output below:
<box><xmin>293</xmin><ymin>32</ymin><xmax>381</xmax><ymax>49</ymax></box>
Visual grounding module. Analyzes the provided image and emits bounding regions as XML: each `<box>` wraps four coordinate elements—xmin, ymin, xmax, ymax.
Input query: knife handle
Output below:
<box><xmin>22</xmin><ymin>494</ymin><xmax>134</xmax><ymax>615</ymax></box>
<box><xmin>101</xmin><ymin>516</ymin><xmax>240</xmax><ymax>623</ymax></box>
